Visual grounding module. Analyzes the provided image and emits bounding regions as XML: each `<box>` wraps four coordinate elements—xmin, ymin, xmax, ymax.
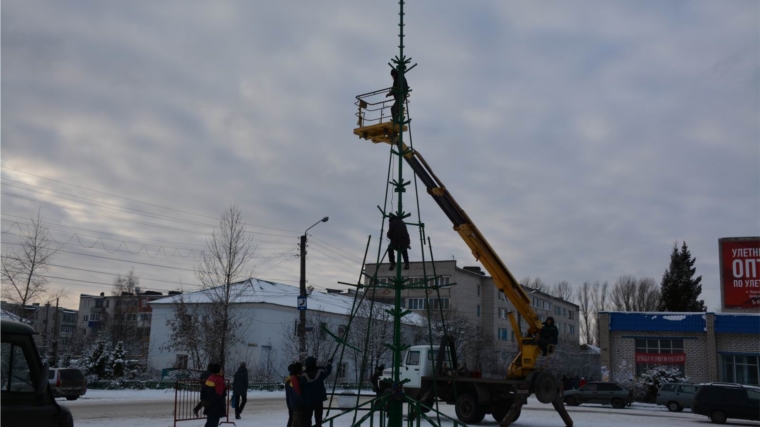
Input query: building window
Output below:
<box><xmin>95</xmin><ymin>300</ymin><xmax>103</xmax><ymax>308</ymax></box>
<box><xmin>499</xmin><ymin>308</ymin><xmax>507</xmax><ymax>319</ymax></box>
<box><xmin>407</xmin><ymin>298</ymin><xmax>426</xmax><ymax>310</ymax></box>
<box><xmin>83</xmin><ymin>315</ymin><xmax>89</xmax><ymax>322</ymax></box>
<box><xmin>142</xmin><ymin>300</ymin><xmax>148</xmax><ymax>308</ymax></box>
<box><xmin>60</xmin><ymin>325</ymin><xmax>74</xmax><ymax>334</ymax></box>
<box><xmin>90</xmin><ymin>313</ymin><xmax>101</xmax><ymax>321</ymax></box>
<box><xmin>477</xmin><ymin>285</ymin><xmax>480</xmax><ymax>296</ymax></box>
<box><xmin>434</xmin><ymin>276</ymin><xmax>450</xmax><ymax>288</ymax></box>
<box><xmin>568</xmin><ymin>310</ymin><xmax>574</xmax><ymax>320</ymax></box>
<box><xmin>721</xmin><ymin>354</ymin><xmax>759</xmax><ymax>386</ymax></box>
<box><xmin>337</xmin><ymin>362</ymin><xmax>348</xmax><ymax>379</ymax></box>
<box><xmin>497</xmin><ymin>328</ymin><xmax>509</xmax><ymax>341</ymax></box>
<box><xmin>428</xmin><ymin>298</ymin><xmax>449</xmax><ymax>310</ymax></box>
<box><xmin>175</xmin><ymin>354</ymin><xmax>188</xmax><ymax>369</ymax></box>
<box><xmin>477</xmin><ymin>305</ymin><xmax>480</xmax><ymax>317</ymax></box>
<box><xmin>635</xmin><ymin>339</ymin><xmax>685</xmax><ymax>376</ymax></box>
<box><xmin>511</xmin><ymin>331</ymin><xmax>515</xmax><ymax>342</ymax></box>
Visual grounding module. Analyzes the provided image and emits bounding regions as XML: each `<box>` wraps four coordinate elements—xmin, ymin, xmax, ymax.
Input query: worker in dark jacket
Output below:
<box><xmin>537</xmin><ymin>316</ymin><xmax>559</xmax><ymax>356</ymax></box>
<box><xmin>386</xmin><ymin>69</ymin><xmax>409</xmax><ymax>122</ymax></box>
<box><xmin>233</xmin><ymin>362</ymin><xmax>249</xmax><ymax>420</ymax></box>
<box><xmin>202</xmin><ymin>363</ymin><xmax>227</xmax><ymax>427</ymax></box>
<box><xmin>194</xmin><ymin>363</ymin><xmax>214</xmax><ymax>417</ymax></box>
<box><xmin>386</xmin><ymin>214</ymin><xmax>410</xmax><ymax>271</ymax></box>
<box><xmin>301</xmin><ymin>356</ymin><xmax>333</xmax><ymax>427</ymax></box>
<box><xmin>371</xmin><ymin>365</ymin><xmax>385</xmax><ymax>398</ymax></box>
<box><xmin>286</xmin><ymin>363</ymin><xmax>304</xmax><ymax>427</ymax></box>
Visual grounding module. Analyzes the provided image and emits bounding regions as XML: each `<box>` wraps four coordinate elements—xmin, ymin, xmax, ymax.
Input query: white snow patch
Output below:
<box><xmin>651</xmin><ymin>316</ymin><xmax>658</xmax><ymax>319</ymax></box>
<box><xmin>662</xmin><ymin>315</ymin><xmax>686</xmax><ymax>321</ymax></box>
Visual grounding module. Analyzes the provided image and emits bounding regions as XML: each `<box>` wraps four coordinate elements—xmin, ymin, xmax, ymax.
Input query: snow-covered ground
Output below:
<box><xmin>60</xmin><ymin>390</ymin><xmax>760</xmax><ymax>427</ymax></box>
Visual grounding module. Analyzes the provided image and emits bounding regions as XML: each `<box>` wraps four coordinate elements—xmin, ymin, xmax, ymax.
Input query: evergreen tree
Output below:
<box><xmin>111</xmin><ymin>341</ymin><xmax>126</xmax><ymax>378</ymax></box>
<box><xmin>85</xmin><ymin>336</ymin><xmax>112</xmax><ymax>379</ymax></box>
<box><xmin>660</xmin><ymin>241</ymin><xmax>706</xmax><ymax>312</ymax></box>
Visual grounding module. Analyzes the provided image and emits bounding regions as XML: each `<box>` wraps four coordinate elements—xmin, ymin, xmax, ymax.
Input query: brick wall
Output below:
<box><xmin>716</xmin><ymin>332</ymin><xmax>760</xmax><ymax>354</ymax></box>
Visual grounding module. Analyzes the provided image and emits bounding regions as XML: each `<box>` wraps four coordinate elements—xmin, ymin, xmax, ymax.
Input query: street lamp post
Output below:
<box><xmin>299</xmin><ymin>216</ymin><xmax>329</xmax><ymax>361</ymax></box>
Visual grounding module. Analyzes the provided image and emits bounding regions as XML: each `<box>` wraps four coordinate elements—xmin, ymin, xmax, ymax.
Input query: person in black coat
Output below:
<box><xmin>301</xmin><ymin>356</ymin><xmax>333</xmax><ymax>427</ymax></box>
<box><xmin>386</xmin><ymin>69</ymin><xmax>409</xmax><ymax>122</ymax></box>
<box><xmin>386</xmin><ymin>214</ymin><xmax>410</xmax><ymax>270</ymax></box>
<box><xmin>194</xmin><ymin>363</ymin><xmax>213</xmax><ymax>417</ymax></box>
<box><xmin>537</xmin><ymin>316</ymin><xmax>559</xmax><ymax>356</ymax></box>
<box><xmin>233</xmin><ymin>362</ymin><xmax>249</xmax><ymax>419</ymax></box>
<box><xmin>371</xmin><ymin>365</ymin><xmax>385</xmax><ymax>398</ymax></box>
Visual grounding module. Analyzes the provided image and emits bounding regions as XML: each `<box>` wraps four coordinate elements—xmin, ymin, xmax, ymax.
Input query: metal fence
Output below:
<box><xmin>171</xmin><ymin>379</ymin><xmax>234</xmax><ymax>427</ymax></box>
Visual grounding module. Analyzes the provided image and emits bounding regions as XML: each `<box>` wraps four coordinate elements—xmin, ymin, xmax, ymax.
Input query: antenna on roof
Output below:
<box><xmin>306</xmin><ymin>285</ymin><xmax>314</xmax><ymax>295</ymax></box>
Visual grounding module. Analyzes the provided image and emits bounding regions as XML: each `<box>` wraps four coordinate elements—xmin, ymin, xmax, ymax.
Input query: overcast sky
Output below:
<box><xmin>2</xmin><ymin>0</ymin><xmax>758</xmax><ymax>311</ymax></box>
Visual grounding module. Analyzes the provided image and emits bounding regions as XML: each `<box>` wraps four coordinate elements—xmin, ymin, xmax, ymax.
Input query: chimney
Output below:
<box><xmin>463</xmin><ymin>266</ymin><xmax>484</xmax><ymax>275</ymax></box>
<box><xmin>100</xmin><ymin>292</ymin><xmax>105</xmax><ymax>297</ymax></box>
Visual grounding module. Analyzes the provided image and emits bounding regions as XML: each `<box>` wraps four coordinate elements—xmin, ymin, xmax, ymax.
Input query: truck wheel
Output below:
<box><xmin>65</xmin><ymin>396</ymin><xmax>78</xmax><ymax>401</ymax></box>
<box><xmin>710</xmin><ymin>410</ymin><xmax>727</xmax><ymax>424</ymax></box>
<box><xmin>455</xmin><ymin>394</ymin><xmax>485</xmax><ymax>424</ymax></box>
<box><xmin>534</xmin><ymin>371</ymin><xmax>558</xmax><ymax>404</ymax></box>
<box><xmin>612</xmin><ymin>398</ymin><xmax>625</xmax><ymax>409</ymax></box>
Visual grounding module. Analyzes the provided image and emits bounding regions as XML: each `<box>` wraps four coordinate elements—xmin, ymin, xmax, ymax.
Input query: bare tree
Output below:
<box><xmin>1</xmin><ymin>211</ymin><xmax>59</xmax><ymax>318</ymax></box>
<box><xmin>576</xmin><ymin>282</ymin><xmax>594</xmax><ymax>345</ymax></box>
<box><xmin>105</xmin><ymin>269</ymin><xmax>144</xmax><ymax>354</ymax></box>
<box><xmin>280</xmin><ymin>311</ymin><xmax>338</xmax><ymax>368</ymax></box>
<box><xmin>196</xmin><ymin>205</ymin><xmax>256</xmax><ymax>371</ymax></box>
<box><xmin>551</xmin><ymin>281</ymin><xmax>574</xmax><ymax>302</ymax></box>
<box><xmin>590</xmin><ymin>281</ymin><xmax>609</xmax><ymax>346</ymax></box>
<box><xmin>520</xmin><ymin>276</ymin><xmax>548</xmax><ymax>293</ymax></box>
<box><xmin>345</xmin><ymin>298</ymin><xmax>395</xmax><ymax>382</ymax></box>
<box><xmin>164</xmin><ymin>294</ymin><xmax>208</xmax><ymax>370</ymax></box>
<box><xmin>610</xmin><ymin>275</ymin><xmax>662</xmax><ymax>312</ymax></box>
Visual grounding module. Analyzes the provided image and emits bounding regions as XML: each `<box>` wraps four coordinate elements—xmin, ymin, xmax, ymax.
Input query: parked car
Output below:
<box><xmin>692</xmin><ymin>383</ymin><xmax>760</xmax><ymax>424</ymax></box>
<box><xmin>1</xmin><ymin>319</ymin><xmax>74</xmax><ymax>427</ymax></box>
<box><xmin>656</xmin><ymin>382</ymin><xmax>699</xmax><ymax>412</ymax></box>
<box><xmin>563</xmin><ymin>381</ymin><xmax>633</xmax><ymax>408</ymax></box>
<box><xmin>49</xmin><ymin>368</ymin><xmax>87</xmax><ymax>400</ymax></box>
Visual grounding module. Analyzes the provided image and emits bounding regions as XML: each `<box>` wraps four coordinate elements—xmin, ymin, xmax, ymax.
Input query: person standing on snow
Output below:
<box><xmin>386</xmin><ymin>214</ymin><xmax>410</xmax><ymax>271</ymax></box>
<box><xmin>537</xmin><ymin>316</ymin><xmax>559</xmax><ymax>356</ymax></box>
<box><xmin>194</xmin><ymin>363</ymin><xmax>214</xmax><ymax>417</ymax></box>
<box><xmin>286</xmin><ymin>363</ymin><xmax>304</xmax><ymax>427</ymax></box>
<box><xmin>301</xmin><ymin>356</ymin><xmax>333</xmax><ymax>427</ymax></box>
<box><xmin>202</xmin><ymin>363</ymin><xmax>227</xmax><ymax>427</ymax></box>
<box><xmin>371</xmin><ymin>365</ymin><xmax>385</xmax><ymax>398</ymax></box>
<box><xmin>233</xmin><ymin>362</ymin><xmax>249</xmax><ymax>420</ymax></box>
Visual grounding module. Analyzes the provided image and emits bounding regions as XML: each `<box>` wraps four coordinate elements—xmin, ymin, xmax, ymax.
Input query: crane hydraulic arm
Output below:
<box><xmin>391</xmin><ymin>141</ymin><xmax>547</xmax><ymax>378</ymax></box>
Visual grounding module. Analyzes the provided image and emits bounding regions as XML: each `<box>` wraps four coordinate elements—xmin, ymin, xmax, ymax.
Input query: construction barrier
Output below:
<box><xmin>171</xmin><ymin>379</ymin><xmax>235</xmax><ymax>427</ymax></box>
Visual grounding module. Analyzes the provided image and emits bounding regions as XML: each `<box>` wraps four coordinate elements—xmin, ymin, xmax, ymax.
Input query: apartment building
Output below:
<box><xmin>0</xmin><ymin>300</ymin><xmax>78</xmax><ymax>357</ymax></box>
<box><xmin>364</xmin><ymin>260</ymin><xmax>580</xmax><ymax>356</ymax></box>
<box><xmin>77</xmin><ymin>288</ymin><xmax>178</xmax><ymax>358</ymax></box>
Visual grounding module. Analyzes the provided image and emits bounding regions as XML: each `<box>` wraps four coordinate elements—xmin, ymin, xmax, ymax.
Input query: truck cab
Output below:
<box><xmin>1</xmin><ymin>319</ymin><xmax>74</xmax><ymax>427</ymax></box>
<box><xmin>379</xmin><ymin>345</ymin><xmax>453</xmax><ymax>395</ymax></box>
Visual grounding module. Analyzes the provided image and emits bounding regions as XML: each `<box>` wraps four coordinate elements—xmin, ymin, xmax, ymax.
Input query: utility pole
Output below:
<box><xmin>298</xmin><ymin>217</ymin><xmax>329</xmax><ymax>361</ymax></box>
<box><xmin>42</xmin><ymin>302</ymin><xmax>51</xmax><ymax>358</ymax></box>
<box><xmin>51</xmin><ymin>297</ymin><xmax>60</xmax><ymax>366</ymax></box>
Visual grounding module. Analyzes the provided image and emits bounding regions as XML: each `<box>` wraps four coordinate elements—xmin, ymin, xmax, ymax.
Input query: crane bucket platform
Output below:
<box><xmin>353</xmin><ymin>87</ymin><xmax>409</xmax><ymax>144</ymax></box>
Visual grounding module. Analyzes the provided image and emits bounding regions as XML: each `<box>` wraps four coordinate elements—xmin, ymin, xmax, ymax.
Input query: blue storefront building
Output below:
<box><xmin>599</xmin><ymin>312</ymin><xmax>760</xmax><ymax>385</ymax></box>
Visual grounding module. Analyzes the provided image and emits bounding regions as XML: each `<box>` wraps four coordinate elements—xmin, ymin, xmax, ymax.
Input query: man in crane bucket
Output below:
<box><xmin>537</xmin><ymin>316</ymin><xmax>559</xmax><ymax>356</ymax></box>
<box><xmin>386</xmin><ymin>68</ymin><xmax>409</xmax><ymax>121</ymax></box>
<box><xmin>387</xmin><ymin>214</ymin><xmax>411</xmax><ymax>270</ymax></box>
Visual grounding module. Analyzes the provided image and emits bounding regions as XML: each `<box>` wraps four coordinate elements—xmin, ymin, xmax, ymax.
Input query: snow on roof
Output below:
<box><xmin>151</xmin><ymin>278</ymin><xmax>426</xmax><ymax>326</ymax></box>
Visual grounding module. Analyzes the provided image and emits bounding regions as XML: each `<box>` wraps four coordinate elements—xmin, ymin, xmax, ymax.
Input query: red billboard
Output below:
<box><xmin>720</xmin><ymin>237</ymin><xmax>760</xmax><ymax>309</ymax></box>
<box><xmin>635</xmin><ymin>353</ymin><xmax>686</xmax><ymax>364</ymax></box>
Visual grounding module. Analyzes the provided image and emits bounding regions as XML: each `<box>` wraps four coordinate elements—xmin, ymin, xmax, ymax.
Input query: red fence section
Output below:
<box><xmin>171</xmin><ymin>379</ymin><xmax>235</xmax><ymax>427</ymax></box>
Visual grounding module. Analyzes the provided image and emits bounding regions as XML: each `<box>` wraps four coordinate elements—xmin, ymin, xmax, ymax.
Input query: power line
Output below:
<box><xmin>1</xmin><ymin>166</ymin><xmax>301</xmax><ymax>233</ymax></box>
<box><xmin>46</xmin><ymin>264</ymin><xmax>200</xmax><ymax>287</ymax></box>
<box><xmin>1</xmin><ymin>241</ymin><xmax>197</xmax><ymax>272</ymax></box>
<box><xmin>309</xmin><ymin>234</ymin><xmax>364</xmax><ymax>261</ymax></box>
<box><xmin>1</xmin><ymin>213</ymin><xmax>208</xmax><ymax>247</ymax></box>
<box><xmin>309</xmin><ymin>239</ymin><xmax>364</xmax><ymax>264</ymax></box>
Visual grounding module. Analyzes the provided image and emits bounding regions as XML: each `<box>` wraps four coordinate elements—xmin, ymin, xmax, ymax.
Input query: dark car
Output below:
<box><xmin>692</xmin><ymin>383</ymin><xmax>760</xmax><ymax>424</ymax></box>
<box><xmin>1</xmin><ymin>319</ymin><xmax>74</xmax><ymax>427</ymax></box>
<box><xmin>49</xmin><ymin>368</ymin><xmax>87</xmax><ymax>400</ymax></box>
<box><xmin>563</xmin><ymin>381</ymin><xmax>633</xmax><ymax>408</ymax></box>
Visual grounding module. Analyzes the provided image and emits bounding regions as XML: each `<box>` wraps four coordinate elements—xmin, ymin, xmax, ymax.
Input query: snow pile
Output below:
<box><xmin>662</xmin><ymin>315</ymin><xmax>686</xmax><ymax>321</ymax></box>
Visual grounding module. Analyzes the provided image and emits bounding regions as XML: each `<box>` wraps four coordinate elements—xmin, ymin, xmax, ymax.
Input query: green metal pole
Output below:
<box><xmin>389</xmin><ymin>1</ymin><xmax>407</xmax><ymax>426</ymax></box>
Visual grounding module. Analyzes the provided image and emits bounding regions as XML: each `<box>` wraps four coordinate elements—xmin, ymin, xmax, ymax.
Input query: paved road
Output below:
<box><xmin>61</xmin><ymin>395</ymin><xmax>285</xmax><ymax>421</ymax></box>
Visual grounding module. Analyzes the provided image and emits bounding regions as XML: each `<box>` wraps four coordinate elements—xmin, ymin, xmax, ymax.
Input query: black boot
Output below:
<box><xmin>389</xmin><ymin>263</ymin><xmax>396</xmax><ymax>271</ymax></box>
<box><xmin>404</xmin><ymin>263</ymin><xmax>409</xmax><ymax>270</ymax></box>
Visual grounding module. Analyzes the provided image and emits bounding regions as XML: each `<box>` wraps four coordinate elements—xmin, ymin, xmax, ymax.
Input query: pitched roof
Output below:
<box><xmin>150</xmin><ymin>278</ymin><xmax>425</xmax><ymax>325</ymax></box>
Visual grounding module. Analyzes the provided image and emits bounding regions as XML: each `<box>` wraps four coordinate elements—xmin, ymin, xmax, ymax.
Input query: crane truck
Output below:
<box><xmin>355</xmin><ymin>111</ymin><xmax>574</xmax><ymax>426</ymax></box>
